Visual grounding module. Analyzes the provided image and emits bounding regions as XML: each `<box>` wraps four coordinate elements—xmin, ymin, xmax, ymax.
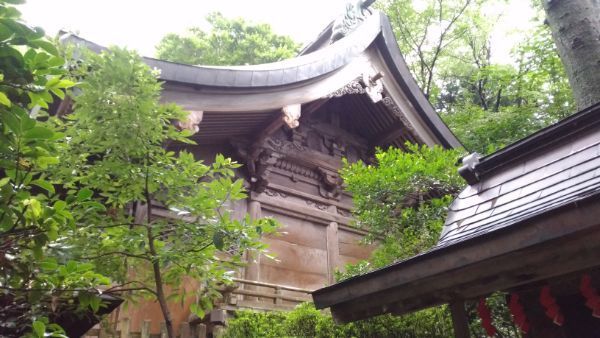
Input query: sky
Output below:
<box><xmin>19</xmin><ymin>0</ymin><xmax>536</xmax><ymax>63</ymax></box>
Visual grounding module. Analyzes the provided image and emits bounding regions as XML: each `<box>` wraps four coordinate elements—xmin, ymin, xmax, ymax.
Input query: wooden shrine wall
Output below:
<box><xmin>112</xmin><ymin>103</ymin><xmax>379</xmax><ymax>335</ymax></box>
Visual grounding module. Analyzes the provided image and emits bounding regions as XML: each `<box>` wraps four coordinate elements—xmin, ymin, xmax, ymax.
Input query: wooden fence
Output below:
<box><xmin>84</xmin><ymin>278</ymin><xmax>313</xmax><ymax>337</ymax></box>
<box><xmin>85</xmin><ymin>320</ymin><xmax>208</xmax><ymax>338</ymax></box>
<box><xmin>221</xmin><ymin>277</ymin><xmax>313</xmax><ymax>311</ymax></box>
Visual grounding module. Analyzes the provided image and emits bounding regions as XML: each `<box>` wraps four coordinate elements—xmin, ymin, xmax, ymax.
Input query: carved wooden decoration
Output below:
<box><xmin>327</xmin><ymin>77</ymin><xmax>366</xmax><ymax>98</ymax></box>
<box><xmin>380</xmin><ymin>94</ymin><xmax>417</xmax><ymax>134</ymax></box>
<box><xmin>175</xmin><ymin>110</ymin><xmax>204</xmax><ymax>134</ymax></box>
<box><xmin>363</xmin><ymin>71</ymin><xmax>384</xmax><ymax>103</ymax></box>
<box><xmin>282</xmin><ymin>104</ymin><xmax>302</xmax><ymax>129</ymax></box>
<box><xmin>327</xmin><ymin>70</ymin><xmax>383</xmax><ymax>103</ymax></box>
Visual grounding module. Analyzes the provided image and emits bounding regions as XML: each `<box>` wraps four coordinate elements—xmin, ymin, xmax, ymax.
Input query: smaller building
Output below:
<box><xmin>313</xmin><ymin>102</ymin><xmax>600</xmax><ymax>337</ymax></box>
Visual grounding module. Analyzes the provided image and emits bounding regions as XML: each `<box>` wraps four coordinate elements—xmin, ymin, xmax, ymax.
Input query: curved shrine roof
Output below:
<box><xmin>61</xmin><ymin>12</ymin><xmax>461</xmax><ymax>149</ymax></box>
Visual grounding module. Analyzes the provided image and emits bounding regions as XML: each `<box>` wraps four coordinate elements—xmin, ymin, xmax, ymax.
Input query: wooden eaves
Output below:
<box><xmin>60</xmin><ymin>11</ymin><xmax>461</xmax><ymax>150</ymax></box>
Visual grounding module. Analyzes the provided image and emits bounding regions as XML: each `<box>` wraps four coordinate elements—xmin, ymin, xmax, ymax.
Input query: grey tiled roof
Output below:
<box><xmin>439</xmin><ymin>106</ymin><xmax>600</xmax><ymax>249</ymax></box>
<box><xmin>63</xmin><ymin>14</ymin><xmax>381</xmax><ymax>89</ymax></box>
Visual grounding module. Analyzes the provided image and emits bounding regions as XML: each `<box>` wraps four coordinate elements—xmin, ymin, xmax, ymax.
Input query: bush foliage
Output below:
<box><xmin>338</xmin><ymin>144</ymin><xmax>464</xmax><ymax>276</ymax></box>
<box><xmin>222</xmin><ymin>303</ymin><xmax>453</xmax><ymax>338</ymax></box>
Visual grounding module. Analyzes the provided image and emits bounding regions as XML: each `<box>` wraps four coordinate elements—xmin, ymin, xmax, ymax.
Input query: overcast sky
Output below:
<box><xmin>19</xmin><ymin>0</ymin><xmax>536</xmax><ymax>63</ymax></box>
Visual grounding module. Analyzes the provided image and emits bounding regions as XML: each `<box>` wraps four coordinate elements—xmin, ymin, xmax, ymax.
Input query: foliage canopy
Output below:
<box><xmin>155</xmin><ymin>12</ymin><xmax>300</xmax><ymax>66</ymax></box>
<box><xmin>53</xmin><ymin>46</ymin><xmax>277</xmax><ymax>337</ymax></box>
<box><xmin>0</xmin><ymin>0</ymin><xmax>90</xmax><ymax>335</ymax></box>
<box><xmin>379</xmin><ymin>0</ymin><xmax>574</xmax><ymax>154</ymax></box>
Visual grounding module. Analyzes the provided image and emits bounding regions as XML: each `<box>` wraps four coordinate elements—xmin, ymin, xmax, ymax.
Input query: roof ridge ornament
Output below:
<box><xmin>331</xmin><ymin>0</ymin><xmax>377</xmax><ymax>42</ymax></box>
<box><xmin>458</xmin><ymin>153</ymin><xmax>482</xmax><ymax>185</ymax></box>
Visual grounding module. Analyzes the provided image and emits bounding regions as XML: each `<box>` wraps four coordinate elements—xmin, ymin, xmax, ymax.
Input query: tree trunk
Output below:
<box><xmin>146</xmin><ymin>199</ymin><xmax>175</xmax><ymax>338</ymax></box>
<box><xmin>542</xmin><ymin>0</ymin><xmax>600</xmax><ymax>109</ymax></box>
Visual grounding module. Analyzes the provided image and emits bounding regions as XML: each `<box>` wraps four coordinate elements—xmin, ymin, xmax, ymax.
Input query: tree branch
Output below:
<box><xmin>80</xmin><ymin>251</ymin><xmax>151</xmax><ymax>261</ymax></box>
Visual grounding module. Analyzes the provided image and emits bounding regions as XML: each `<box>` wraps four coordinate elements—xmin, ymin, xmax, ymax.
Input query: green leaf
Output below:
<box><xmin>213</xmin><ymin>232</ymin><xmax>224</xmax><ymax>250</ymax></box>
<box><xmin>76</xmin><ymin>188</ymin><xmax>93</xmax><ymax>201</ymax></box>
<box><xmin>83</xmin><ymin>201</ymin><xmax>106</xmax><ymax>211</ymax></box>
<box><xmin>0</xmin><ymin>177</ymin><xmax>10</xmax><ymax>188</ymax></box>
<box><xmin>39</xmin><ymin>258</ymin><xmax>58</xmax><ymax>271</ymax></box>
<box><xmin>32</xmin><ymin>320</ymin><xmax>45</xmax><ymax>337</ymax></box>
<box><xmin>2</xmin><ymin>109</ymin><xmax>20</xmax><ymax>133</ymax></box>
<box><xmin>31</xmin><ymin>179</ymin><xmax>55</xmax><ymax>194</ymax></box>
<box><xmin>90</xmin><ymin>295</ymin><xmax>101</xmax><ymax>313</ymax></box>
<box><xmin>23</xmin><ymin>126</ymin><xmax>54</xmax><ymax>139</ymax></box>
<box><xmin>29</xmin><ymin>39</ymin><xmax>58</xmax><ymax>55</ymax></box>
<box><xmin>189</xmin><ymin>303</ymin><xmax>205</xmax><ymax>318</ymax></box>
<box><xmin>53</xmin><ymin>200</ymin><xmax>66</xmax><ymax>212</ymax></box>
<box><xmin>0</xmin><ymin>22</ymin><xmax>11</xmax><ymax>41</ymax></box>
<box><xmin>36</xmin><ymin>156</ymin><xmax>59</xmax><ymax>169</ymax></box>
<box><xmin>0</xmin><ymin>92</ymin><xmax>11</xmax><ymax>106</ymax></box>
<box><xmin>24</xmin><ymin>198</ymin><xmax>42</xmax><ymax>218</ymax></box>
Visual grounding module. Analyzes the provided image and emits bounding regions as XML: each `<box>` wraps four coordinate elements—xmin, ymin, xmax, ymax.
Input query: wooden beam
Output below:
<box><xmin>331</xmin><ymin>225</ymin><xmax>600</xmax><ymax>322</ymax></box>
<box><xmin>449</xmin><ymin>301</ymin><xmax>470</xmax><ymax>338</ymax></box>
<box><xmin>315</xmin><ymin>196</ymin><xmax>600</xmax><ymax>322</ymax></box>
<box><xmin>370</xmin><ymin>122</ymin><xmax>407</xmax><ymax>147</ymax></box>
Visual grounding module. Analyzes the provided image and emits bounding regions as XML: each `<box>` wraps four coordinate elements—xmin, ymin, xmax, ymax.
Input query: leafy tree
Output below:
<box><xmin>440</xmin><ymin>19</ymin><xmax>574</xmax><ymax>153</ymax></box>
<box><xmin>329</xmin><ymin>145</ymin><xmax>463</xmax><ymax>338</ymax></box>
<box><xmin>376</xmin><ymin>0</ymin><xmax>481</xmax><ymax>100</ymax></box>
<box><xmin>378</xmin><ymin>0</ymin><xmax>574</xmax><ymax>154</ymax></box>
<box><xmin>53</xmin><ymin>47</ymin><xmax>277</xmax><ymax>338</ymax></box>
<box><xmin>155</xmin><ymin>12</ymin><xmax>299</xmax><ymax>66</ymax></box>
<box><xmin>339</xmin><ymin>144</ymin><xmax>464</xmax><ymax>269</ymax></box>
<box><xmin>0</xmin><ymin>0</ymin><xmax>107</xmax><ymax>336</ymax></box>
<box><xmin>337</xmin><ymin>144</ymin><xmax>521</xmax><ymax>337</ymax></box>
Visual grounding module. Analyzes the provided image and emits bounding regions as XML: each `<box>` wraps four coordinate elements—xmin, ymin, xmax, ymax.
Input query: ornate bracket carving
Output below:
<box><xmin>327</xmin><ymin>70</ymin><xmax>384</xmax><ymax>103</ymax></box>
<box><xmin>363</xmin><ymin>71</ymin><xmax>384</xmax><ymax>102</ymax></box>
<box><xmin>282</xmin><ymin>104</ymin><xmax>301</xmax><ymax>129</ymax></box>
<box><xmin>175</xmin><ymin>110</ymin><xmax>204</xmax><ymax>134</ymax></box>
<box><xmin>327</xmin><ymin>77</ymin><xmax>365</xmax><ymax>97</ymax></box>
<box><xmin>380</xmin><ymin>94</ymin><xmax>417</xmax><ymax>133</ymax></box>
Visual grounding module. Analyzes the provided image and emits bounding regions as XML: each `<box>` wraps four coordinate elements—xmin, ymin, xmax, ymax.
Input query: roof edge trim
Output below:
<box><xmin>472</xmin><ymin>102</ymin><xmax>600</xmax><ymax>181</ymax></box>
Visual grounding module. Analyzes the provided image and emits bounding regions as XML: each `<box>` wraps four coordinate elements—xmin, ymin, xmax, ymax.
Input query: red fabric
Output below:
<box><xmin>539</xmin><ymin>286</ymin><xmax>564</xmax><ymax>326</ymax></box>
<box><xmin>508</xmin><ymin>293</ymin><xmax>530</xmax><ymax>333</ymax></box>
<box><xmin>580</xmin><ymin>274</ymin><xmax>600</xmax><ymax>318</ymax></box>
<box><xmin>477</xmin><ymin>298</ymin><xmax>498</xmax><ymax>337</ymax></box>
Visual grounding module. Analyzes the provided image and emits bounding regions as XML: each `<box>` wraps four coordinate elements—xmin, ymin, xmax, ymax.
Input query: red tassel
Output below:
<box><xmin>508</xmin><ymin>293</ymin><xmax>529</xmax><ymax>333</ymax></box>
<box><xmin>580</xmin><ymin>274</ymin><xmax>600</xmax><ymax>318</ymax></box>
<box><xmin>477</xmin><ymin>298</ymin><xmax>497</xmax><ymax>337</ymax></box>
<box><xmin>540</xmin><ymin>286</ymin><xmax>564</xmax><ymax>326</ymax></box>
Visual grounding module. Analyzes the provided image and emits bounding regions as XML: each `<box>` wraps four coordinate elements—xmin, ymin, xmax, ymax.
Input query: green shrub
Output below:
<box><xmin>222</xmin><ymin>303</ymin><xmax>453</xmax><ymax>338</ymax></box>
<box><xmin>222</xmin><ymin>309</ymin><xmax>286</xmax><ymax>338</ymax></box>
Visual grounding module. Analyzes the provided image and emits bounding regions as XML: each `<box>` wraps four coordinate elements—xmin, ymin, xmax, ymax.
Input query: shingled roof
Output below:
<box><xmin>440</xmin><ymin>102</ymin><xmax>600</xmax><ymax>249</ymax></box>
<box><xmin>312</xmin><ymin>102</ymin><xmax>600</xmax><ymax>323</ymax></box>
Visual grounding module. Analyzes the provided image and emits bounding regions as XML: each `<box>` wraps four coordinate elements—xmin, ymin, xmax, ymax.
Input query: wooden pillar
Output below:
<box><xmin>180</xmin><ymin>322</ymin><xmax>191</xmax><ymax>338</ymax></box>
<box><xmin>326</xmin><ymin>221</ymin><xmax>340</xmax><ymax>284</ymax></box>
<box><xmin>160</xmin><ymin>322</ymin><xmax>168</xmax><ymax>338</ymax></box>
<box><xmin>119</xmin><ymin>318</ymin><xmax>130</xmax><ymax>338</ymax></box>
<box><xmin>449</xmin><ymin>301</ymin><xmax>470</xmax><ymax>338</ymax></box>
<box><xmin>244</xmin><ymin>200</ymin><xmax>262</xmax><ymax>300</ymax></box>
<box><xmin>196</xmin><ymin>324</ymin><xmax>207</xmax><ymax>338</ymax></box>
<box><xmin>140</xmin><ymin>320</ymin><xmax>150</xmax><ymax>338</ymax></box>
